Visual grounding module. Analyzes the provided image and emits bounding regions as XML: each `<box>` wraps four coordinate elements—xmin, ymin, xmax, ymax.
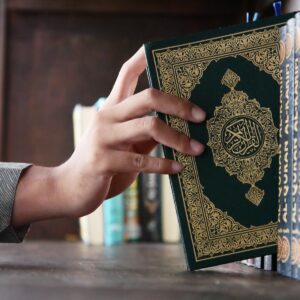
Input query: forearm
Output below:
<box><xmin>12</xmin><ymin>165</ymin><xmax>68</xmax><ymax>227</ymax></box>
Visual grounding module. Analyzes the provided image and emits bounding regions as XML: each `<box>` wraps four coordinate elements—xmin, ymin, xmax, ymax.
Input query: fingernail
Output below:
<box><xmin>190</xmin><ymin>139</ymin><xmax>204</xmax><ymax>154</ymax></box>
<box><xmin>172</xmin><ymin>161</ymin><xmax>183</xmax><ymax>173</ymax></box>
<box><xmin>192</xmin><ymin>106</ymin><xmax>205</xmax><ymax>122</ymax></box>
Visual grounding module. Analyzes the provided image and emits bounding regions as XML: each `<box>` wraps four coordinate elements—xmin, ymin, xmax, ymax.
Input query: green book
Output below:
<box><xmin>145</xmin><ymin>13</ymin><xmax>295</xmax><ymax>271</ymax></box>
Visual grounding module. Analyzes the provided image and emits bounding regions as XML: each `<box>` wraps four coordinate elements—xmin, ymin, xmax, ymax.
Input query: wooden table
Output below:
<box><xmin>0</xmin><ymin>242</ymin><xmax>299</xmax><ymax>299</ymax></box>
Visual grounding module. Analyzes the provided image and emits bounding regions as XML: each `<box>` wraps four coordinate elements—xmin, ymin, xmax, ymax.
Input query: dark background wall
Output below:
<box><xmin>0</xmin><ymin>0</ymin><xmax>284</xmax><ymax>239</ymax></box>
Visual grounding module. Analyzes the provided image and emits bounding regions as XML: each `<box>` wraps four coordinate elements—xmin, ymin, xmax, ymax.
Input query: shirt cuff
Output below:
<box><xmin>0</xmin><ymin>162</ymin><xmax>32</xmax><ymax>243</ymax></box>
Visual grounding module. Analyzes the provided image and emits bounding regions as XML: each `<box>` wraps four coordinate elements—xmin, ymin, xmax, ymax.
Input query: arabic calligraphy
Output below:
<box><xmin>207</xmin><ymin>69</ymin><xmax>278</xmax><ymax>206</ymax></box>
<box><xmin>221</xmin><ymin>116</ymin><xmax>264</xmax><ymax>159</ymax></box>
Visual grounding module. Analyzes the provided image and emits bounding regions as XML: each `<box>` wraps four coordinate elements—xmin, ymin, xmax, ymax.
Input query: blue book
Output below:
<box><xmin>103</xmin><ymin>194</ymin><xmax>124</xmax><ymax>246</ymax></box>
<box><xmin>278</xmin><ymin>20</ymin><xmax>294</xmax><ymax>278</ymax></box>
<box><xmin>294</xmin><ymin>13</ymin><xmax>300</xmax><ymax>280</ymax></box>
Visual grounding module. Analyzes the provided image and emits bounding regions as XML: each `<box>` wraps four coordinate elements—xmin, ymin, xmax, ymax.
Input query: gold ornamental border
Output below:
<box><xmin>152</xmin><ymin>24</ymin><xmax>281</xmax><ymax>262</ymax></box>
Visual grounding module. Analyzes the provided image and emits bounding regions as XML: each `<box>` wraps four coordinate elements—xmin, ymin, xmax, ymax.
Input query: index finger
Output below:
<box><xmin>109</xmin><ymin>46</ymin><xmax>146</xmax><ymax>103</ymax></box>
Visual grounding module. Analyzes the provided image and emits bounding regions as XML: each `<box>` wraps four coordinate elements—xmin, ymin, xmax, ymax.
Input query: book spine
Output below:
<box><xmin>296</xmin><ymin>13</ymin><xmax>300</xmax><ymax>280</ymax></box>
<box><xmin>140</xmin><ymin>147</ymin><xmax>161</xmax><ymax>242</ymax></box>
<box><xmin>254</xmin><ymin>257</ymin><xmax>262</xmax><ymax>269</ymax></box>
<box><xmin>240</xmin><ymin>259</ymin><xmax>248</xmax><ymax>266</ymax></box>
<box><xmin>264</xmin><ymin>255</ymin><xmax>272</xmax><ymax>271</ymax></box>
<box><xmin>278</xmin><ymin>22</ymin><xmax>294</xmax><ymax>278</ymax></box>
<box><xmin>161</xmin><ymin>173</ymin><xmax>181</xmax><ymax>243</ymax></box>
<box><xmin>277</xmin><ymin>24</ymin><xmax>286</xmax><ymax>276</ymax></box>
<box><xmin>246</xmin><ymin>258</ymin><xmax>256</xmax><ymax>268</ymax></box>
<box><xmin>292</xmin><ymin>16</ymin><xmax>300</xmax><ymax>279</ymax></box>
<box><xmin>78</xmin><ymin>216</ymin><xmax>90</xmax><ymax>244</ymax></box>
<box><xmin>124</xmin><ymin>179</ymin><xmax>141</xmax><ymax>242</ymax></box>
<box><xmin>264</xmin><ymin>254</ymin><xmax>277</xmax><ymax>271</ymax></box>
<box><xmin>103</xmin><ymin>193</ymin><xmax>124</xmax><ymax>246</ymax></box>
<box><xmin>288</xmin><ymin>18</ymin><xmax>296</xmax><ymax>278</ymax></box>
<box><xmin>87</xmin><ymin>206</ymin><xmax>104</xmax><ymax>245</ymax></box>
<box><xmin>277</xmin><ymin>26</ymin><xmax>286</xmax><ymax>273</ymax></box>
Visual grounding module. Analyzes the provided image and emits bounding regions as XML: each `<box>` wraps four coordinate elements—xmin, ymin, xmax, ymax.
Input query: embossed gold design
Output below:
<box><xmin>291</xmin><ymin>237</ymin><xmax>298</xmax><ymax>265</ymax></box>
<box><xmin>155</xmin><ymin>28</ymin><xmax>281</xmax><ymax>100</ymax></box>
<box><xmin>298</xmin><ymin>239</ymin><xmax>300</xmax><ymax>266</ymax></box>
<box><xmin>279</xmin><ymin>40</ymin><xmax>286</xmax><ymax>64</ymax></box>
<box><xmin>285</xmin><ymin>33</ymin><xmax>292</xmax><ymax>59</ymax></box>
<box><xmin>295</xmin><ymin>27</ymin><xmax>300</xmax><ymax>53</ymax></box>
<box><xmin>281</xmin><ymin>236</ymin><xmax>290</xmax><ymax>263</ymax></box>
<box><xmin>207</xmin><ymin>69</ymin><xmax>278</xmax><ymax>206</ymax></box>
<box><xmin>241</xmin><ymin>48</ymin><xmax>281</xmax><ymax>83</ymax></box>
<box><xmin>221</xmin><ymin>68</ymin><xmax>240</xmax><ymax>89</ymax></box>
<box><xmin>221</xmin><ymin>116</ymin><xmax>264</xmax><ymax>159</ymax></box>
<box><xmin>152</xmin><ymin>26</ymin><xmax>279</xmax><ymax>262</ymax></box>
<box><xmin>175</xmin><ymin>62</ymin><xmax>210</xmax><ymax>99</ymax></box>
<box><xmin>245</xmin><ymin>186</ymin><xmax>265</xmax><ymax>206</ymax></box>
<box><xmin>277</xmin><ymin>236</ymin><xmax>282</xmax><ymax>261</ymax></box>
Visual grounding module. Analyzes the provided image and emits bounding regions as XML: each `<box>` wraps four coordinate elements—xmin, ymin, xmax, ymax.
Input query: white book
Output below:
<box><xmin>161</xmin><ymin>174</ymin><xmax>180</xmax><ymax>243</ymax></box>
<box><xmin>72</xmin><ymin>104</ymin><xmax>103</xmax><ymax>245</ymax></box>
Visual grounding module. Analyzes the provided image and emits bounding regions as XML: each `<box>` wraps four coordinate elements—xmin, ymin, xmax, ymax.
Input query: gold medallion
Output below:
<box><xmin>207</xmin><ymin>69</ymin><xmax>278</xmax><ymax>206</ymax></box>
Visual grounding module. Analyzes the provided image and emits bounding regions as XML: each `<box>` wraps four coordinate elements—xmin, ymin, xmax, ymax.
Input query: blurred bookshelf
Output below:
<box><xmin>0</xmin><ymin>0</ymin><xmax>292</xmax><ymax>241</ymax></box>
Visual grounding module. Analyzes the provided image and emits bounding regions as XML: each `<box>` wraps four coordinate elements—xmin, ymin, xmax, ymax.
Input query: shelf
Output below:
<box><xmin>0</xmin><ymin>241</ymin><xmax>299</xmax><ymax>299</ymax></box>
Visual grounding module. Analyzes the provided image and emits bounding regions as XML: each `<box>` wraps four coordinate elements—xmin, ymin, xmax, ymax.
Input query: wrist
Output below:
<box><xmin>12</xmin><ymin>164</ymin><xmax>67</xmax><ymax>227</ymax></box>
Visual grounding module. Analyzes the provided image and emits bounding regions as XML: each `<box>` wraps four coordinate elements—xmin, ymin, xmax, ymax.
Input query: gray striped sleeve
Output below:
<box><xmin>0</xmin><ymin>162</ymin><xmax>31</xmax><ymax>242</ymax></box>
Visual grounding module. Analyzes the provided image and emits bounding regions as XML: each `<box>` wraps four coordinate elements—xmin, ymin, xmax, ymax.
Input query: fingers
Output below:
<box><xmin>112</xmin><ymin>116</ymin><xmax>204</xmax><ymax>156</ymax></box>
<box><xmin>133</xmin><ymin>139</ymin><xmax>158</xmax><ymax>155</ymax></box>
<box><xmin>102</xmin><ymin>150</ymin><xmax>183</xmax><ymax>174</ymax></box>
<box><xmin>109</xmin><ymin>46</ymin><xmax>146</xmax><ymax>102</ymax></box>
<box><xmin>111</xmin><ymin>88</ymin><xmax>206</xmax><ymax>123</ymax></box>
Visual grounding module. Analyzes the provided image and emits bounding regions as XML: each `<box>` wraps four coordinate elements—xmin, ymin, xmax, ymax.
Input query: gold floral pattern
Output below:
<box><xmin>241</xmin><ymin>47</ymin><xmax>281</xmax><ymax>83</ymax></box>
<box><xmin>155</xmin><ymin>28</ymin><xmax>281</xmax><ymax>100</ymax></box>
<box><xmin>207</xmin><ymin>69</ymin><xmax>278</xmax><ymax>206</ymax></box>
<box><xmin>152</xmin><ymin>25</ymin><xmax>279</xmax><ymax>262</ymax></box>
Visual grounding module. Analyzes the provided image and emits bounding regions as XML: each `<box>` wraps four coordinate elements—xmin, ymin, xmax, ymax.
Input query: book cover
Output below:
<box><xmin>139</xmin><ymin>147</ymin><xmax>161</xmax><ymax>242</ymax></box>
<box><xmin>103</xmin><ymin>193</ymin><xmax>124</xmax><ymax>246</ymax></box>
<box><xmin>254</xmin><ymin>257</ymin><xmax>263</xmax><ymax>269</ymax></box>
<box><xmin>264</xmin><ymin>255</ymin><xmax>272</xmax><ymax>271</ymax></box>
<box><xmin>145</xmin><ymin>14</ymin><xmax>294</xmax><ymax>270</ymax></box>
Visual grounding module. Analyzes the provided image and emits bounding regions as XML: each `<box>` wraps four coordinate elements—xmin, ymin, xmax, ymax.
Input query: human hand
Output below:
<box><xmin>12</xmin><ymin>47</ymin><xmax>205</xmax><ymax>226</ymax></box>
<box><xmin>63</xmin><ymin>46</ymin><xmax>205</xmax><ymax>216</ymax></box>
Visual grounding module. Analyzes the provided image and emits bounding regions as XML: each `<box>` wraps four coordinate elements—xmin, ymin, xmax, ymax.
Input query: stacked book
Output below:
<box><xmin>277</xmin><ymin>14</ymin><xmax>300</xmax><ymax>280</ymax></box>
<box><xmin>239</xmin><ymin>12</ymin><xmax>300</xmax><ymax>279</ymax></box>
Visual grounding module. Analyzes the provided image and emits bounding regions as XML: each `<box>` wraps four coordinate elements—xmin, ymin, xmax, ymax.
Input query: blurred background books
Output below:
<box><xmin>0</xmin><ymin>0</ymin><xmax>299</xmax><ymax>250</ymax></box>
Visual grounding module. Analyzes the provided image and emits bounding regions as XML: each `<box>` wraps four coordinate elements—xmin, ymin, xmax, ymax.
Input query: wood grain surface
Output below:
<box><xmin>0</xmin><ymin>242</ymin><xmax>298</xmax><ymax>300</ymax></box>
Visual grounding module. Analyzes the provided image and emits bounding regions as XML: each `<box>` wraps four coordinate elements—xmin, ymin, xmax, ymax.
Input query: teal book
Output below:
<box><xmin>145</xmin><ymin>13</ymin><xmax>295</xmax><ymax>270</ymax></box>
<box><xmin>103</xmin><ymin>194</ymin><xmax>124</xmax><ymax>246</ymax></box>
